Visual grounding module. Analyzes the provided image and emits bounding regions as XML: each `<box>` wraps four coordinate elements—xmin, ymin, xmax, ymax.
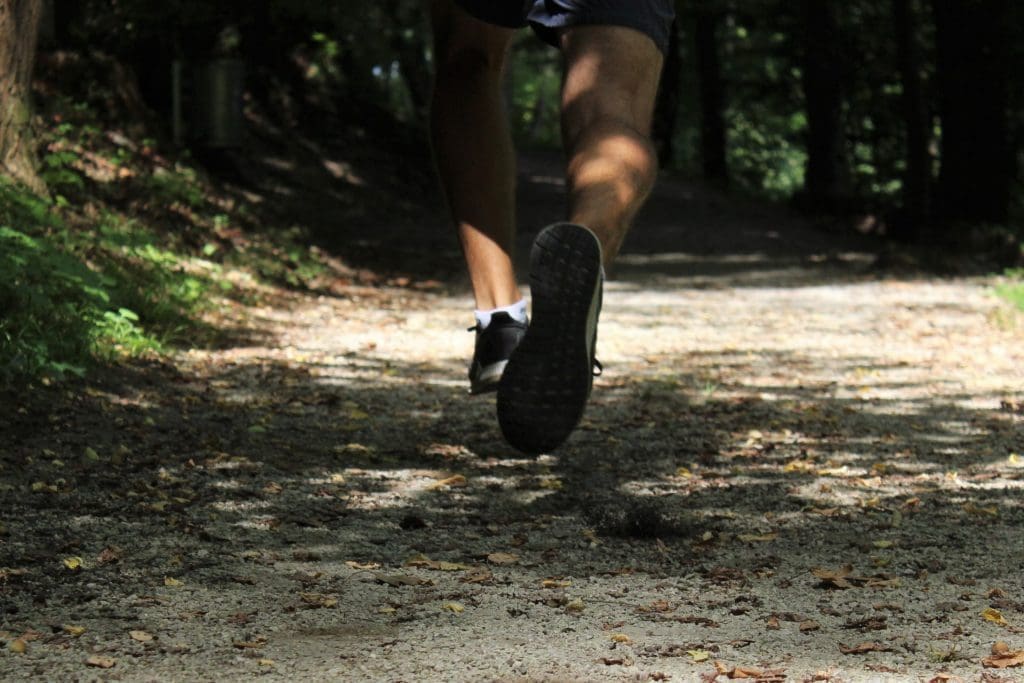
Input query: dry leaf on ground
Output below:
<box><xmin>428</xmin><ymin>474</ymin><xmax>467</xmax><ymax>490</ymax></box>
<box><xmin>982</xmin><ymin>608</ymin><xmax>1010</xmax><ymax>627</ymax></box>
<box><xmin>86</xmin><ymin>655</ymin><xmax>116</xmax><ymax>668</ymax></box>
<box><xmin>374</xmin><ymin>573</ymin><xmax>432</xmax><ymax>587</ymax></box>
<box><xmin>839</xmin><ymin>641</ymin><xmax>893</xmax><ymax>655</ymax></box>
<box><xmin>404</xmin><ymin>554</ymin><xmax>471</xmax><ymax>571</ymax></box>
<box><xmin>129</xmin><ymin>630</ymin><xmax>153</xmax><ymax>642</ymax></box>
<box><xmin>299</xmin><ymin>592</ymin><xmax>338</xmax><ymax>608</ymax></box>
<box><xmin>487</xmin><ymin>552</ymin><xmax>519</xmax><ymax>565</ymax></box>
<box><xmin>813</xmin><ymin>566</ymin><xmax>900</xmax><ymax>590</ymax></box>
<box><xmin>713</xmin><ymin>661</ymin><xmax>785</xmax><ymax>680</ymax></box>
<box><xmin>982</xmin><ymin>641</ymin><xmax>1024</xmax><ymax>668</ymax></box>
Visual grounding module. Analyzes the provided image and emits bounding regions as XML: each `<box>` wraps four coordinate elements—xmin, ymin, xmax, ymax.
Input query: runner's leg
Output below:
<box><xmin>559</xmin><ymin>25</ymin><xmax>664</xmax><ymax>266</ymax></box>
<box><xmin>429</xmin><ymin>0</ymin><xmax>521</xmax><ymax>310</ymax></box>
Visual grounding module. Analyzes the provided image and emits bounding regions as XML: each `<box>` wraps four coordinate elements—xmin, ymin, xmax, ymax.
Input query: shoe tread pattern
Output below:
<box><xmin>497</xmin><ymin>223</ymin><xmax>601</xmax><ymax>454</ymax></box>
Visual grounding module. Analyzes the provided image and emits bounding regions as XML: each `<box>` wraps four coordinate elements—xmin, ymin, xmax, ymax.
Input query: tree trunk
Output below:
<box><xmin>693</xmin><ymin>3</ymin><xmax>728</xmax><ymax>185</ymax></box>
<box><xmin>891</xmin><ymin>0</ymin><xmax>931</xmax><ymax>242</ymax></box>
<box><xmin>932</xmin><ymin>0</ymin><xmax>1012</xmax><ymax>231</ymax></box>
<box><xmin>652</xmin><ymin>17</ymin><xmax>682</xmax><ymax>168</ymax></box>
<box><xmin>800</xmin><ymin>0</ymin><xmax>847</xmax><ymax>212</ymax></box>
<box><xmin>0</xmin><ymin>0</ymin><xmax>45</xmax><ymax>194</ymax></box>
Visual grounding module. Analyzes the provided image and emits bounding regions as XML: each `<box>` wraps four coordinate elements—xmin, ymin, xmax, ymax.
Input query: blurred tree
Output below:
<box><xmin>0</xmin><ymin>0</ymin><xmax>45</xmax><ymax>193</ymax></box>
<box><xmin>932</xmin><ymin>0</ymin><xmax>1013</xmax><ymax>230</ymax></box>
<box><xmin>652</xmin><ymin>16</ymin><xmax>682</xmax><ymax>168</ymax></box>
<box><xmin>799</xmin><ymin>0</ymin><xmax>848</xmax><ymax>211</ymax></box>
<box><xmin>693</xmin><ymin>0</ymin><xmax>728</xmax><ymax>186</ymax></box>
<box><xmin>891</xmin><ymin>0</ymin><xmax>931</xmax><ymax>240</ymax></box>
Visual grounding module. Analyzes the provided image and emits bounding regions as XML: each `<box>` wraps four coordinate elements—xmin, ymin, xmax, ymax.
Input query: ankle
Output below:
<box><xmin>474</xmin><ymin>298</ymin><xmax>528</xmax><ymax>329</ymax></box>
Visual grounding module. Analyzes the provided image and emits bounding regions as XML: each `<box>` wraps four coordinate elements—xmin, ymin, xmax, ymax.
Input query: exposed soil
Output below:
<box><xmin>2</xmin><ymin>155</ymin><xmax>1024</xmax><ymax>682</ymax></box>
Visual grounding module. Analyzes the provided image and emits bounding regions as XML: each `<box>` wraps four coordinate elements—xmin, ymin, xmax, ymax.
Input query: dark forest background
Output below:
<box><xmin>1</xmin><ymin>0</ymin><xmax>1023</xmax><ymax>388</ymax></box>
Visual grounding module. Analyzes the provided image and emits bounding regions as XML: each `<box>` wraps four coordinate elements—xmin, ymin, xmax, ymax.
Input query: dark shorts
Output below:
<box><xmin>455</xmin><ymin>0</ymin><xmax>675</xmax><ymax>55</ymax></box>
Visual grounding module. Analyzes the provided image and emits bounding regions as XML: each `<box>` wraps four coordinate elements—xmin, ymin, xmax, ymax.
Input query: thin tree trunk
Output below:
<box><xmin>800</xmin><ymin>0</ymin><xmax>847</xmax><ymax>212</ymax></box>
<box><xmin>891</xmin><ymin>0</ymin><xmax>931</xmax><ymax>242</ymax></box>
<box><xmin>652</xmin><ymin>17</ymin><xmax>682</xmax><ymax>168</ymax></box>
<box><xmin>932</xmin><ymin>0</ymin><xmax>1012</xmax><ymax>231</ymax></box>
<box><xmin>693</xmin><ymin>3</ymin><xmax>728</xmax><ymax>185</ymax></box>
<box><xmin>0</xmin><ymin>0</ymin><xmax>45</xmax><ymax>194</ymax></box>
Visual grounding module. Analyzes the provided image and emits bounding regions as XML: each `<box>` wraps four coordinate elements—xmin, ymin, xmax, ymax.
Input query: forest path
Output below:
<box><xmin>3</xmin><ymin>155</ymin><xmax>1024</xmax><ymax>682</ymax></box>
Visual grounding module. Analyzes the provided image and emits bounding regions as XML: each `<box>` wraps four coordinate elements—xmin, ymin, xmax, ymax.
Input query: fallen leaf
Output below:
<box><xmin>129</xmin><ymin>630</ymin><xmax>153</xmax><ymax>642</ymax></box>
<box><xmin>542</xmin><ymin>578</ymin><xmax>572</xmax><ymax>589</ymax></box>
<box><xmin>63</xmin><ymin>625</ymin><xmax>86</xmax><ymax>637</ymax></box>
<box><xmin>813</xmin><ymin>565</ymin><xmax>855</xmax><ymax>589</ymax></box>
<box><xmin>610</xmin><ymin>633</ymin><xmax>632</xmax><ymax>643</ymax></box>
<box><xmin>637</xmin><ymin>599</ymin><xmax>673</xmax><ymax>613</ymax></box>
<box><xmin>714</xmin><ymin>661</ymin><xmax>768</xmax><ymax>679</ymax></box>
<box><xmin>538</xmin><ymin>477</ymin><xmax>563</xmax><ymax>490</ymax></box>
<box><xmin>983</xmin><ymin>608</ymin><xmax>1010</xmax><ymax>627</ymax></box>
<box><xmin>487</xmin><ymin>552</ymin><xmax>519</xmax><ymax>565</ymax></box>
<box><xmin>813</xmin><ymin>566</ymin><xmax>900</xmax><ymax>590</ymax></box>
<box><xmin>345</xmin><ymin>560</ymin><xmax>380</xmax><ymax>571</ymax></box>
<box><xmin>461</xmin><ymin>568</ymin><xmax>493</xmax><ymax>584</ymax></box>
<box><xmin>737</xmin><ymin>533</ymin><xmax>778</xmax><ymax>543</ymax></box>
<box><xmin>766</xmin><ymin>616</ymin><xmax>781</xmax><ymax>630</ymax></box>
<box><xmin>97</xmin><ymin>546</ymin><xmax>122</xmax><ymax>564</ymax></box>
<box><xmin>839</xmin><ymin>642</ymin><xmax>893</xmax><ymax>655</ymax></box>
<box><xmin>872</xmin><ymin>540</ymin><xmax>894</xmax><ymax>549</ymax></box>
<box><xmin>800</xmin><ymin>620</ymin><xmax>821</xmax><ymax>632</ymax></box>
<box><xmin>963</xmin><ymin>502</ymin><xmax>999</xmax><ymax>517</ymax></box>
<box><xmin>163</xmin><ymin>576</ymin><xmax>183</xmax><ymax>587</ymax></box>
<box><xmin>982</xmin><ymin>641</ymin><xmax>1024</xmax><ymax>668</ymax></box>
<box><xmin>9</xmin><ymin>639</ymin><xmax>26</xmax><ymax>654</ymax></box>
<box><xmin>299</xmin><ymin>592</ymin><xmax>338</xmax><ymax>609</ymax></box>
<box><xmin>600</xmin><ymin>657</ymin><xmax>631</xmax><ymax>666</ymax></box>
<box><xmin>428</xmin><ymin>474</ymin><xmax>467</xmax><ymax>490</ymax></box>
<box><xmin>688</xmin><ymin>649</ymin><xmax>711</xmax><ymax>662</ymax></box>
<box><xmin>86</xmin><ymin>655</ymin><xmax>116</xmax><ymax>668</ymax></box>
<box><xmin>374</xmin><ymin>573</ymin><xmax>432</xmax><ymax>587</ymax></box>
<box><xmin>565</xmin><ymin>598</ymin><xmax>585</xmax><ymax>613</ymax></box>
<box><xmin>63</xmin><ymin>556</ymin><xmax>83</xmax><ymax>571</ymax></box>
<box><xmin>258</xmin><ymin>659</ymin><xmax>275</xmax><ymax>667</ymax></box>
<box><xmin>441</xmin><ymin>602</ymin><xmax>464</xmax><ymax>613</ymax></box>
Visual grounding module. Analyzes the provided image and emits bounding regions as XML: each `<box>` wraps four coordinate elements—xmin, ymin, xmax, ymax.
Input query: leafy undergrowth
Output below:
<box><xmin>997</xmin><ymin>269</ymin><xmax>1024</xmax><ymax>311</ymax></box>
<box><xmin>1</xmin><ymin>60</ymin><xmax>403</xmax><ymax>388</ymax></box>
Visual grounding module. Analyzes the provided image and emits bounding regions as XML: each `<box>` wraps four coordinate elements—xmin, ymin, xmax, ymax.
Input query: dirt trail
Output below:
<box><xmin>3</xmin><ymin>157</ymin><xmax>1024</xmax><ymax>682</ymax></box>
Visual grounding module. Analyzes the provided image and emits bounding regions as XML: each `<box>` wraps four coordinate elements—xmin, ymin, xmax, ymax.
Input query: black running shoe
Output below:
<box><xmin>497</xmin><ymin>222</ymin><xmax>603</xmax><ymax>454</ymax></box>
<box><xmin>468</xmin><ymin>312</ymin><xmax>528</xmax><ymax>395</ymax></box>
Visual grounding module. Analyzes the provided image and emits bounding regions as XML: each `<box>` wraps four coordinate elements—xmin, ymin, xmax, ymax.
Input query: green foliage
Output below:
<box><xmin>997</xmin><ymin>270</ymin><xmax>1024</xmax><ymax>311</ymax></box>
<box><xmin>508</xmin><ymin>41</ymin><xmax>562</xmax><ymax>148</ymax></box>
<box><xmin>0</xmin><ymin>182</ymin><xmax>151</xmax><ymax>382</ymax></box>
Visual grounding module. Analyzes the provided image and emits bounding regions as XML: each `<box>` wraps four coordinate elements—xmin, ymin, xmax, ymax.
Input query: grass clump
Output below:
<box><xmin>996</xmin><ymin>269</ymin><xmax>1024</xmax><ymax>311</ymax></box>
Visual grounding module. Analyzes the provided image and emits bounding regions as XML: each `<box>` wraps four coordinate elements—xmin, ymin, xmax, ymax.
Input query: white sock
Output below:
<box><xmin>474</xmin><ymin>298</ymin><xmax>528</xmax><ymax>329</ymax></box>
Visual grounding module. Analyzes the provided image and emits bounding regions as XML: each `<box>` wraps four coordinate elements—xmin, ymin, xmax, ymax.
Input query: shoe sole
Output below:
<box><xmin>497</xmin><ymin>223</ymin><xmax>602</xmax><ymax>454</ymax></box>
